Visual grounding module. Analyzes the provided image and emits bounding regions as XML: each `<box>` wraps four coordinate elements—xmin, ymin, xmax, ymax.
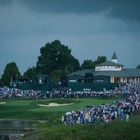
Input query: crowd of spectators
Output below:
<box><xmin>0</xmin><ymin>87</ymin><xmax>49</xmax><ymax>99</ymax></box>
<box><xmin>62</xmin><ymin>82</ymin><xmax>140</xmax><ymax>125</ymax></box>
<box><xmin>0</xmin><ymin>82</ymin><xmax>140</xmax><ymax>126</ymax></box>
<box><xmin>0</xmin><ymin>82</ymin><xmax>139</xmax><ymax>100</ymax></box>
<box><xmin>51</xmin><ymin>82</ymin><xmax>140</xmax><ymax>99</ymax></box>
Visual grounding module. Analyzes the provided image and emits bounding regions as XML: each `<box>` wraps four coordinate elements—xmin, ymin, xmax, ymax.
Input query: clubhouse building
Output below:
<box><xmin>67</xmin><ymin>52</ymin><xmax>140</xmax><ymax>91</ymax></box>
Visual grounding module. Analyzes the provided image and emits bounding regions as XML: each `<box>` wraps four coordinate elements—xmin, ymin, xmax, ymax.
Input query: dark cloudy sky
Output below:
<box><xmin>0</xmin><ymin>0</ymin><xmax>140</xmax><ymax>75</ymax></box>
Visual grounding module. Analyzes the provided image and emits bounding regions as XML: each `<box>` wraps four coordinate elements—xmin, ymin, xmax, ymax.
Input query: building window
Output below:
<box><xmin>69</xmin><ymin>80</ymin><xmax>77</xmax><ymax>82</ymax></box>
<box><xmin>96</xmin><ymin>79</ymin><xmax>104</xmax><ymax>82</ymax></box>
<box><xmin>77</xmin><ymin>79</ymin><xmax>83</xmax><ymax>83</ymax></box>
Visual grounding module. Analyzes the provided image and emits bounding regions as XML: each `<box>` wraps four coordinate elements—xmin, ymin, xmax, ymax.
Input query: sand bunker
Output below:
<box><xmin>0</xmin><ymin>102</ymin><xmax>6</xmax><ymax>104</ymax></box>
<box><xmin>38</xmin><ymin>102</ymin><xmax>73</xmax><ymax>107</ymax></box>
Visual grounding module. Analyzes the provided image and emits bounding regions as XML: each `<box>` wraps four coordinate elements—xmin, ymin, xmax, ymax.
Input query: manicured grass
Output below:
<box><xmin>22</xmin><ymin>115</ymin><xmax>140</xmax><ymax>140</ymax></box>
<box><xmin>1</xmin><ymin>97</ymin><xmax>140</xmax><ymax>140</ymax></box>
<box><xmin>0</xmin><ymin>97</ymin><xmax>117</xmax><ymax>120</ymax></box>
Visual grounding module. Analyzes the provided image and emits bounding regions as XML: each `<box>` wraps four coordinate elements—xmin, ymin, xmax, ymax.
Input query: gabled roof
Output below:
<box><xmin>34</xmin><ymin>74</ymin><xmax>49</xmax><ymax>77</ymax></box>
<box><xmin>112</xmin><ymin>52</ymin><xmax>118</xmax><ymax>59</ymax></box>
<box><xmin>68</xmin><ymin>69</ymin><xmax>93</xmax><ymax>77</ymax></box>
<box><xmin>95</xmin><ymin>61</ymin><xmax>123</xmax><ymax>67</ymax></box>
<box><xmin>67</xmin><ymin>68</ymin><xmax>140</xmax><ymax>78</ymax></box>
<box><xmin>94</xmin><ymin>68</ymin><xmax>140</xmax><ymax>77</ymax></box>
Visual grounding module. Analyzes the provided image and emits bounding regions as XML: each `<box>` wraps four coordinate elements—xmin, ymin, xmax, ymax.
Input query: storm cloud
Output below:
<box><xmin>0</xmin><ymin>0</ymin><xmax>140</xmax><ymax>75</ymax></box>
<box><xmin>20</xmin><ymin>0</ymin><xmax>140</xmax><ymax>22</ymax></box>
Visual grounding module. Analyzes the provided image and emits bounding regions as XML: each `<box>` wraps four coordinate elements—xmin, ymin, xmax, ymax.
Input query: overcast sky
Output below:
<box><xmin>0</xmin><ymin>0</ymin><xmax>140</xmax><ymax>75</ymax></box>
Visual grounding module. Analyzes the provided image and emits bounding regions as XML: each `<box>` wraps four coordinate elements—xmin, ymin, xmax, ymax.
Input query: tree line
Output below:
<box><xmin>0</xmin><ymin>40</ymin><xmax>139</xmax><ymax>87</ymax></box>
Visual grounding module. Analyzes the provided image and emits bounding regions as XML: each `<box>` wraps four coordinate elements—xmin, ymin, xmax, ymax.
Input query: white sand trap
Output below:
<box><xmin>38</xmin><ymin>102</ymin><xmax>73</xmax><ymax>107</ymax></box>
<box><xmin>0</xmin><ymin>102</ymin><xmax>6</xmax><ymax>104</ymax></box>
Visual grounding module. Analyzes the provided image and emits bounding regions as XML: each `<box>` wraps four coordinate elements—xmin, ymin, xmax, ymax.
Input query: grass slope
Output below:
<box><xmin>0</xmin><ymin>98</ymin><xmax>116</xmax><ymax>120</ymax></box>
<box><xmin>0</xmin><ymin>98</ymin><xmax>140</xmax><ymax>140</ymax></box>
<box><xmin>22</xmin><ymin>115</ymin><xmax>140</xmax><ymax>140</ymax></box>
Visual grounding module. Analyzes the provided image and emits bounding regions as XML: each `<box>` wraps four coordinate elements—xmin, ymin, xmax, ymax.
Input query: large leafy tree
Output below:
<box><xmin>50</xmin><ymin>70</ymin><xmax>62</xmax><ymax>85</ymax></box>
<box><xmin>81</xmin><ymin>56</ymin><xmax>107</xmax><ymax>70</ymax></box>
<box><xmin>0</xmin><ymin>80</ymin><xmax>2</xmax><ymax>87</ymax></box>
<box><xmin>68</xmin><ymin>55</ymin><xmax>80</xmax><ymax>73</ymax></box>
<box><xmin>23</xmin><ymin>66</ymin><xmax>36</xmax><ymax>81</ymax></box>
<box><xmin>36</xmin><ymin>40</ymin><xmax>80</xmax><ymax>75</ymax></box>
<box><xmin>1</xmin><ymin>62</ymin><xmax>20</xmax><ymax>86</ymax></box>
<box><xmin>136</xmin><ymin>64</ymin><xmax>140</xmax><ymax>69</ymax></box>
<box><xmin>50</xmin><ymin>67</ymin><xmax>71</xmax><ymax>87</ymax></box>
<box><xmin>81</xmin><ymin>60</ymin><xmax>94</xmax><ymax>69</ymax></box>
<box><xmin>93</xmin><ymin>56</ymin><xmax>107</xmax><ymax>68</ymax></box>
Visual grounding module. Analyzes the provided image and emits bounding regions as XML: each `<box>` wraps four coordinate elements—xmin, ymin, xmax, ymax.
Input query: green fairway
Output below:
<box><xmin>0</xmin><ymin>98</ymin><xmax>117</xmax><ymax>120</ymax></box>
<box><xmin>1</xmin><ymin>98</ymin><xmax>140</xmax><ymax>140</ymax></box>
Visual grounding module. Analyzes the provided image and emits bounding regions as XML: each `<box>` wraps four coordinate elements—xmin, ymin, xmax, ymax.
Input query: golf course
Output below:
<box><xmin>0</xmin><ymin>97</ymin><xmax>140</xmax><ymax>140</ymax></box>
<box><xmin>0</xmin><ymin>98</ymin><xmax>116</xmax><ymax>120</ymax></box>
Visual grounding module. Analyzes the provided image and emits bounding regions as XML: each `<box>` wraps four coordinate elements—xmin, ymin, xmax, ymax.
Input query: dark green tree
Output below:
<box><xmin>81</xmin><ymin>60</ymin><xmax>94</xmax><ymax>69</ymax></box>
<box><xmin>68</xmin><ymin>55</ymin><xmax>80</xmax><ymax>72</ymax></box>
<box><xmin>51</xmin><ymin>70</ymin><xmax>62</xmax><ymax>85</ymax></box>
<box><xmin>0</xmin><ymin>79</ymin><xmax>2</xmax><ymax>87</ymax></box>
<box><xmin>1</xmin><ymin>62</ymin><xmax>20</xmax><ymax>86</ymax></box>
<box><xmin>136</xmin><ymin>64</ymin><xmax>140</xmax><ymax>69</ymax></box>
<box><xmin>23</xmin><ymin>66</ymin><xmax>36</xmax><ymax>81</ymax></box>
<box><xmin>36</xmin><ymin>40</ymin><xmax>80</xmax><ymax>75</ymax></box>
<box><xmin>93</xmin><ymin>56</ymin><xmax>107</xmax><ymax>68</ymax></box>
<box><xmin>81</xmin><ymin>56</ymin><xmax>107</xmax><ymax>70</ymax></box>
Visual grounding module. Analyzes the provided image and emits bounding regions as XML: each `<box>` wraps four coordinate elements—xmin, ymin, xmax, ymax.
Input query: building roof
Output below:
<box><xmin>34</xmin><ymin>74</ymin><xmax>49</xmax><ymax>78</ymax></box>
<box><xmin>68</xmin><ymin>68</ymin><xmax>140</xmax><ymax>78</ymax></box>
<box><xmin>112</xmin><ymin>52</ymin><xmax>118</xmax><ymax>60</ymax></box>
<box><xmin>68</xmin><ymin>69</ymin><xmax>93</xmax><ymax>77</ymax></box>
<box><xmin>95</xmin><ymin>61</ymin><xmax>123</xmax><ymax>67</ymax></box>
<box><xmin>94</xmin><ymin>68</ymin><xmax>140</xmax><ymax>77</ymax></box>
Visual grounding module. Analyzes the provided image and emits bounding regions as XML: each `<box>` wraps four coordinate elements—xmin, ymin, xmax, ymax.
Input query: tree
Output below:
<box><xmin>136</xmin><ymin>64</ymin><xmax>140</xmax><ymax>69</ymax></box>
<box><xmin>81</xmin><ymin>60</ymin><xmax>94</xmax><ymax>69</ymax></box>
<box><xmin>68</xmin><ymin>55</ymin><xmax>80</xmax><ymax>72</ymax></box>
<box><xmin>51</xmin><ymin>70</ymin><xmax>62</xmax><ymax>85</ymax></box>
<box><xmin>0</xmin><ymin>79</ymin><xmax>3</xmax><ymax>87</ymax></box>
<box><xmin>51</xmin><ymin>67</ymin><xmax>71</xmax><ymax>87</ymax></box>
<box><xmin>1</xmin><ymin>62</ymin><xmax>20</xmax><ymax>86</ymax></box>
<box><xmin>81</xmin><ymin>56</ymin><xmax>107</xmax><ymax>70</ymax></box>
<box><xmin>93</xmin><ymin>56</ymin><xmax>107</xmax><ymax>68</ymax></box>
<box><xmin>36</xmin><ymin>40</ymin><xmax>80</xmax><ymax>75</ymax></box>
<box><xmin>23</xmin><ymin>66</ymin><xmax>36</xmax><ymax>81</ymax></box>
